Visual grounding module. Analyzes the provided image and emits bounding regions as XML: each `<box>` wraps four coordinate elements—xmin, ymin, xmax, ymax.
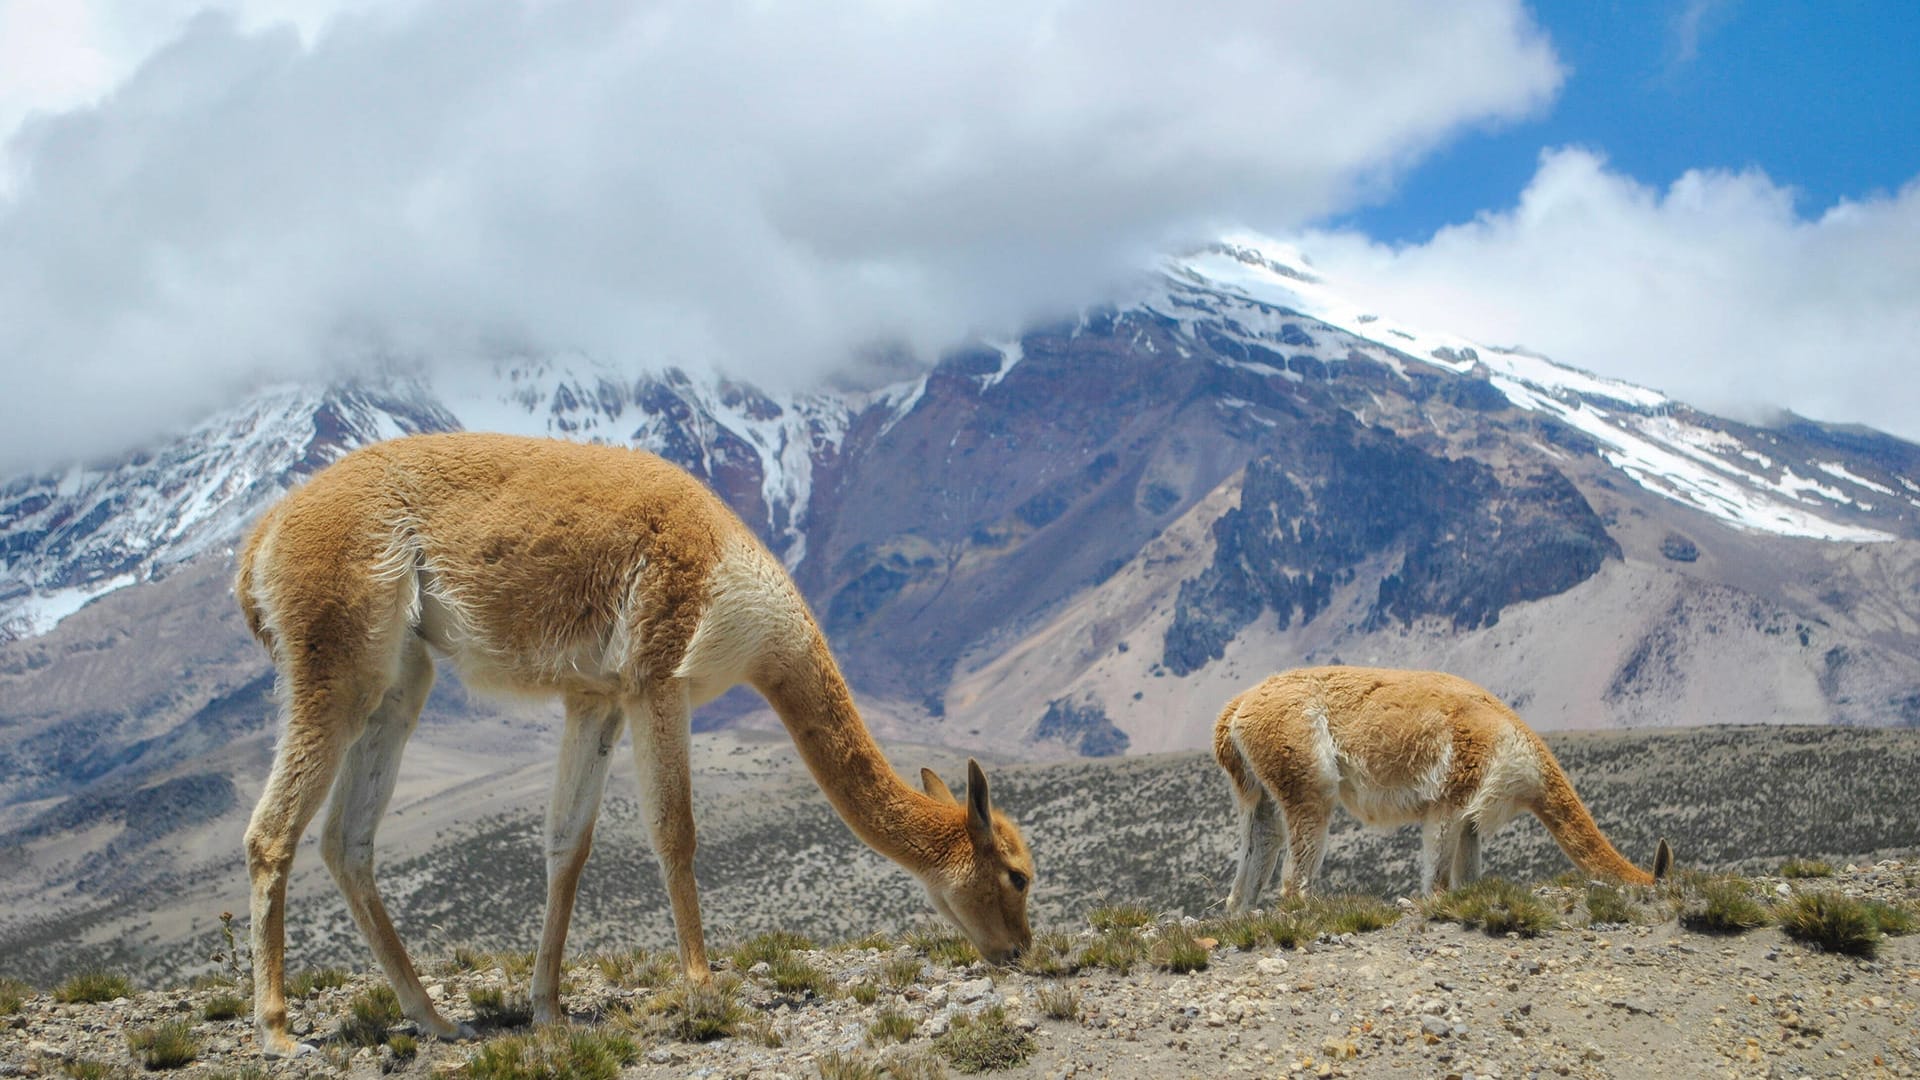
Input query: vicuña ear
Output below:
<box><xmin>1653</xmin><ymin>837</ymin><xmax>1674</xmax><ymax>881</ymax></box>
<box><xmin>964</xmin><ymin>759</ymin><xmax>995</xmax><ymax>848</ymax></box>
<box><xmin>921</xmin><ymin>767</ymin><xmax>959</xmax><ymax>806</ymax></box>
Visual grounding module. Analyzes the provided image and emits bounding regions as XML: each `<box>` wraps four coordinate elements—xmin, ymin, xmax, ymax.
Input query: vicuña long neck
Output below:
<box><xmin>753</xmin><ymin>630</ymin><xmax>960</xmax><ymax>872</ymax></box>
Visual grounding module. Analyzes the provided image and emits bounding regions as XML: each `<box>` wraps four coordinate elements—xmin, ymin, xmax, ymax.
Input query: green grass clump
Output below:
<box><xmin>1086</xmin><ymin>903</ymin><xmax>1154</xmax><ymax>933</ymax></box>
<box><xmin>54</xmin><ymin>970</ymin><xmax>133</xmax><ymax>1004</ymax></box>
<box><xmin>201</xmin><ymin>993</ymin><xmax>248</xmax><ymax>1021</ymax></box>
<box><xmin>850</xmin><ymin>981</ymin><xmax>881</xmax><ymax>1005</ymax></box>
<box><xmin>1865</xmin><ymin>900</ymin><xmax>1917</xmax><ymax>936</ymax></box>
<box><xmin>386</xmin><ymin>1033</ymin><xmax>418</xmax><ymax>1062</ymax></box>
<box><xmin>1313</xmin><ymin>893</ymin><xmax>1402</xmax><ymax>935</ymax></box>
<box><xmin>1013</xmin><ymin>932</ymin><xmax>1077</xmax><ymax>978</ymax></box>
<box><xmin>488</xmin><ymin>951</ymin><xmax>536</xmax><ymax>981</ymax></box>
<box><xmin>1149</xmin><ymin>923</ymin><xmax>1210</xmax><ymax>974</ymax></box>
<box><xmin>1778</xmin><ymin>858</ymin><xmax>1835</xmax><ymax>879</ymax></box>
<box><xmin>1035</xmin><ymin>983</ymin><xmax>1080</xmax><ymax>1021</ymax></box>
<box><xmin>442</xmin><ymin>945</ymin><xmax>488</xmax><ymax>974</ymax></box>
<box><xmin>932</xmin><ymin>1005</ymin><xmax>1033</xmax><ymax>1073</ymax></box>
<box><xmin>884</xmin><ymin>954</ymin><xmax>925</xmax><ymax>990</ymax></box>
<box><xmin>1780</xmin><ymin>891</ymin><xmax>1882</xmax><ymax>957</ymax></box>
<box><xmin>868</xmin><ymin>1006</ymin><xmax>916</xmax><ymax>1045</ymax></box>
<box><xmin>595</xmin><ymin>948</ymin><xmax>673</xmax><ymax>989</ymax></box>
<box><xmin>127</xmin><ymin>1021</ymin><xmax>198</xmax><ymax>1070</ymax></box>
<box><xmin>338</xmin><ymin>984</ymin><xmax>403</xmax><ymax>1047</ymax></box>
<box><xmin>0</xmin><ymin>977</ymin><xmax>29</xmax><ymax>1015</ymax></box>
<box><xmin>631</xmin><ymin>976</ymin><xmax>747</xmax><ymax>1043</ymax></box>
<box><xmin>839</xmin><ymin>931</ymin><xmax>895</xmax><ymax>952</ymax></box>
<box><xmin>286</xmin><ymin>967</ymin><xmax>349</xmax><ymax>998</ymax></box>
<box><xmin>60</xmin><ymin>1059</ymin><xmax>121</xmax><ymax>1080</ymax></box>
<box><xmin>466</xmin><ymin>1026</ymin><xmax>638</xmax><ymax>1080</ymax></box>
<box><xmin>766</xmin><ymin>952</ymin><xmax>834</xmax><ymax>997</ymax></box>
<box><xmin>468</xmin><ymin>986</ymin><xmax>534</xmax><ymax>1029</ymax></box>
<box><xmin>1680</xmin><ymin>876</ymin><xmax>1772</xmax><ymax>934</ymax></box>
<box><xmin>1585</xmin><ymin>884</ymin><xmax>1636</xmax><ymax>925</ymax></box>
<box><xmin>818</xmin><ymin>1052</ymin><xmax>886</xmax><ymax>1080</ymax></box>
<box><xmin>1422</xmin><ymin>879</ymin><xmax>1556</xmax><ymax>937</ymax></box>
<box><xmin>729</xmin><ymin>930</ymin><xmax>816</xmax><ymax>970</ymax></box>
<box><xmin>903</xmin><ymin>927</ymin><xmax>979</xmax><ymax>968</ymax></box>
<box><xmin>1076</xmin><ymin>927</ymin><xmax>1145</xmax><ymax>974</ymax></box>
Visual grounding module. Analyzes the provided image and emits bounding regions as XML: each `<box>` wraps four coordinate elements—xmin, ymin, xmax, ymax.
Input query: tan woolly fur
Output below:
<box><xmin>233</xmin><ymin>433</ymin><xmax>1034</xmax><ymax>1058</ymax></box>
<box><xmin>1214</xmin><ymin>666</ymin><xmax>1671</xmax><ymax>911</ymax></box>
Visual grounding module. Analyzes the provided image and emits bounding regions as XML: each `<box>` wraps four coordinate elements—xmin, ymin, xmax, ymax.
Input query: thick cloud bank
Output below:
<box><xmin>1302</xmin><ymin>148</ymin><xmax>1920</xmax><ymax>440</ymax></box>
<box><xmin>0</xmin><ymin>0</ymin><xmax>1559</xmax><ymax>470</ymax></box>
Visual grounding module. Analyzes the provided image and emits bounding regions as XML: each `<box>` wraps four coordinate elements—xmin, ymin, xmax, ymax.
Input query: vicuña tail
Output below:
<box><xmin>1527</xmin><ymin>743</ymin><xmax>1669</xmax><ymax>886</ymax></box>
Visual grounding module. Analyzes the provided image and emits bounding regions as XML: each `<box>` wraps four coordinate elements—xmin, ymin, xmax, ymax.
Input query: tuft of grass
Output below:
<box><xmin>766</xmin><ymin>952</ymin><xmax>834</xmax><ymax>998</ymax></box>
<box><xmin>201</xmin><ymin>993</ymin><xmax>248</xmax><ymax>1021</ymax></box>
<box><xmin>1585</xmin><ymin>884</ymin><xmax>1636</xmax><ymax>925</ymax></box>
<box><xmin>838</xmin><ymin>931</ymin><xmax>894</xmax><ymax>952</ymax></box>
<box><xmin>1779</xmin><ymin>858</ymin><xmax>1834</xmax><ymax>879</ymax></box>
<box><xmin>903</xmin><ymin>926</ymin><xmax>978</xmax><ymax>968</ymax></box>
<box><xmin>196</xmin><ymin>1069</ymin><xmax>268</xmax><ymax>1080</ymax></box>
<box><xmin>468</xmin><ymin>986</ymin><xmax>534</xmax><ymax>1029</ymax></box>
<box><xmin>127</xmin><ymin>1021</ymin><xmax>199</xmax><ymax>1070</ymax></box>
<box><xmin>1422</xmin><ymin>878</ymin><xmax>1556</xmax><ymax>937</ymax></box>
<box><xmin>729</xmin><ymin>930</ymin><xmax>815</xmax><ymax>971</ymax></box>
<box><xmin>931</xmin><ymin>1005</ymin><xmax>1033</xmax><ymax>1074</ymax></box>
<box><xmin>1681</xmin><ymin>875</ymin><xmax>1772</xmax><ymax>934</ymax></box>
<box><xmin>339</xmin><ymin>984</ymin><xmax>403</xmax><ymax>1048</ymax></box>
<box><xmin>287</xmin><ymin>967</ymin><xmax>349</xmax><ymax>998</ymax></box>
<box><xmin>884</xmin><ymin>954</ymin><xmax>925</xmax><ymax>990</ymax></box>
<box><xmin>60</xmin><ymin>1060</ymin><xmax>120</xmax><ymax>1080</ymax></box>
<box><xmin>488</xmin><ymin>951</ymin><xmax>536</xmax><ymax>981</ymax></box>
<box><xmin>466</xmin><ymin>1026</ymin><xmax>638</xmax><ymax>1080</ymax></box>
<box><xmin>54</xmin><ymin>970</ymin><xmax>134</xmax><ymax>1004</ymax></box>
<box><xmin>0</xmin><ymin>977</ymin><xmax>30</xmax><ymax>1015</ymax></box>
<box><xmin>1087</xmin><ymin>903</ymin><xmax>1154</xmax><ymax>933</ymax></box>
<box><xmin>818</xmin><ymin>1052</ymin><xmax>886</xmax><ymax>1080</ymax></box>
<box><xmin>867</xmin><ymin>1006</ymin><xmax>916</xmax><ymax>1045</ymax></box>
<box><xmin>850</xmin><ymin>981</ymin><xmax>881</xmax><ymax>1005</ymax></box>
<box><xmin>1035</xmin><ymin>983</ymin><xmax>1080</xmax><ymax>1021</ymax></box>
<box><xmin>1780</xmin><ymin>891</ymin><xmax>1882</xmax><ymax>957</ymax></box>
<box><xmin>1149</xmin><ymin>923</ymin><xmax>1210</xmax><ymax>974</ymax></box>
<box><xmin>1866</xmin><ymin>900</ymin><xmax>1917</xmax><ymax>936</ymax></box>
<box><xmin>1313</xmin><ymin>893</ymin><xmax>1403</xmax><ymax>935</ymax></box>
<box><xmin>1076</xmin><ymin>927</ymin><xmax>1145</xmax><ymax>974</ymax></box>
<box><xmin>443</xmin><ymin>945</ymin><xmax>488</xmax><ymax>974</ymax></box>
<box><xmin>1013</xmin><ymin>932</ymin><xmax>1077</xmax><ymax>978</ymax></box>
<box><xmin>386</xmin><ymin>1033</ymin><xmax>418</xmax><ymax>1062</ymax></box>
<box><xmin>594</xmin><ymin>948</ymin><xmax>673</xmax><ymax>989</ymax></box>
<box><xmin>631</xmin><ymin>976</ymin><xmax>747</xmax><ymax>1043</ymax></box>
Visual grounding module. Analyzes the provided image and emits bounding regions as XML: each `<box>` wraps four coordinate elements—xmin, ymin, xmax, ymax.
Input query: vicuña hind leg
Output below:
<box><xmin>1421</xmin><ymin>814</ymin><xmax>1474</xmax><ymax>893</ymax></box>
<box><xmin>319</xmin><ymin>638</ymin><xmax>463</xmax><ymax>1040</ymax></box>
<box><xmin>629</xmin><ymin>678</ymin><xmax>711</xmax><ymax>983</ymax></box>
<box><xmin>1276</xmin><ymin>796</ymin><xmax>1332</xmax><ymax>898</ymax></box>
<box><xmin>531</xmin><ymin>694</ymin><xmax>626</xmax><ymax>1024</ymax></box>
<box><xmin>1450</xmin><ymin>819</ymin><xmax>1483</xmax><ymax>889</ymax></box>
<box><xmin>1226</xmin><ymin>788</ymin><xmax>1286</xmax><ymax>914</ymax></box>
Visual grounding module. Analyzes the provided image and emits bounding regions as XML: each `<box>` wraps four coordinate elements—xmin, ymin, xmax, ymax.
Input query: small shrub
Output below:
<box><xmin>1779</xmin><ymin>858</ymin><xmax>1834</xmax><ymax>879</ymax></box>
<box><xmin>0</xmin><ymin>977</ymin><xmax>29</xmax><ymax>1015</ymax></box>
<box><xmin>55</xmin><ymin>970</ymin><xmax>134</xmax><ymax>1004</ymax></box>
<box><xmin>466</xmin><ymin>1027</ymin><xmax>638</xmax><ymax>1080</ymax></box>
<box><xmin>729</xmin><ymin>930</ymin><xmax>815</xmax><ymax>970</ymax></box>
<box><xmin>128</xmin><ymin>1021</ymin><xmax>199</xmax><ymax>1070</ymax></box>
<box><xmin>1585</xmin><ymin>884</ymin><xmax>1636</xmax><ymax>925</ymax></box>
<box><xmin>1681</xmin><ymin>876</ymin><xmax>1771</xmax><ymax>934</ymax></box>
<box><xmin>884</xmin><ymin>954</ymin><xmax>925</xmax><ymax>989</ymax></box>
<box><xmin>1035</xmin><ymin>983</ymin><xmax>1080</xmax><ymax>1021</ymax></box>
<box><xmin>904</xmin><ymin>927</ymin><xmax>978</xmax><ymax>968</ymax></box>
<box><xmin>1087</xmin><ymin>903</ymin><xmax>1153</xmax><ymax>933</ymax></box>
<box><xmin>932</xmin><ymin>1005</ymin><xmax>1033</xmax><ymax>1073</ymax></box>
<box><xmin>868</xmin><ymin>1006</ymin><xmax>916</xmax><ymax>1045</ymax></box>
<box><xmin>469</xmin><ymin>986</ymin><xmax>534</xmax><ymax>1029</ymax></box>
<box><xmin>1150</xmin><ymin>923</ymin><xmax>1210</xmax><ymax>974</ymax></box>
<box><xmin>1781</xmin><ymin>892</ymin><xmax>1882</xmax><ymax>957</ymax></box>
<box><xmin>338</xmin><ymin>984</ymin><xmax>403</xmax><ymax>1047</ymax></box>
<box><xmin>1423</xmin><ymin>879</ymin><xmax>1556</xmax><ymax>937</ymax></box>
<box><xmin>287</xmin><ymin>967</ymin><xmax>349</xmax><ymax>998</ymax></box>
<box><xmin>202</xmin><ymin>993</ymin><xmax>248</xmax><ymax>1021</ymax></box>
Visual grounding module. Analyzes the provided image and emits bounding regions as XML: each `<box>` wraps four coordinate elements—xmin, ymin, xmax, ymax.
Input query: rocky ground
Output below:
<box><xmin>4</xmin><ymin>861</ymin><xmax>1917</xmax><ymax>1080</ymax></box>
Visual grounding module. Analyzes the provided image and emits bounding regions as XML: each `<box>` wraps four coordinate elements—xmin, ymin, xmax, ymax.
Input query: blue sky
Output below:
<box><xmin>0</xmin><ymin>0</ymin><xmax>1915</xmax><ymax>467</ymax></box>
<box><xmin>1345</xmin><ymin>1</ymin><xmax>1920</xmax><ymax>243</ymax></box>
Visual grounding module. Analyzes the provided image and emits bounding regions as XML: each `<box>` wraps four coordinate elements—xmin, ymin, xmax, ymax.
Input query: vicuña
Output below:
<box><xmin>1213</xmin><ymin>666</ymin><xmax>1670</xmax><ymax>910</ymax></box>
<box><xmin>234</xmin><ymin>432</ymin><xmax>1035</xmax><ymax>1057</ymax></box>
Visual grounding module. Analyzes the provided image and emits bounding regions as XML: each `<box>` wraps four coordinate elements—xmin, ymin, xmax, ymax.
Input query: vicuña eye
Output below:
<box><xmin>1008</xmin><ymin>871</ymin><xmax>1029</xmax><ymax>892</ymax></box>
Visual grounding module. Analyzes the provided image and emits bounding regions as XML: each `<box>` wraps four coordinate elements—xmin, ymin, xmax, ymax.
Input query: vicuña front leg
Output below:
<box><xmin>319</xmin><ymin>641</ymin><xmax>465</xmax><ymax>1040</ymax></box>
<box><xmin>531</xmin><ymin>695</ymin><xmax>626</xmax><ymax>1025</ymax></box>
<box><xmin>630</xmin><ymin>679</ymin><xmax>710</xmax><ymax>983</ymax></box>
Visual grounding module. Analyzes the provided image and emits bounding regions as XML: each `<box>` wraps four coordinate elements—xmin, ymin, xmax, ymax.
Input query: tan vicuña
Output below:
<box><xmin>234</xmin><ymin>433</ymin><xmax>1034</xmax><ymax>1057</ymax></box>
<box><xmin>1213</xmin><ymin>666</ymin><xmax>1670</xmax><ymax>910</ymax></box>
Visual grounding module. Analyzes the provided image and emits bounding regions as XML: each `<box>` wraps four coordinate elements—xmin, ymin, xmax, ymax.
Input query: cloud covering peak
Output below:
<box><xmin>0</xmin><ymin>0</ymin><xmax>1560</xmax><ymax>471</ymax></box>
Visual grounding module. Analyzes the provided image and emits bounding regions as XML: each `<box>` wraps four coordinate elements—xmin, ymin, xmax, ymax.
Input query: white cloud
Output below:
<box><xmin>1299</xmin><ymin>148</ymin><xmax>1920</xmax><ymax>440</ymax></box>
<box><xmin>0</xmin><ymin>0</ymin><xmax>1559</xmax><ymax>471</ymax></box>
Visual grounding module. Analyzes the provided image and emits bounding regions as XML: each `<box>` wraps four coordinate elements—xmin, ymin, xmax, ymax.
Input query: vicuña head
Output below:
<box><xmin>233</xmin><ymin>432</ymin><xmax>1033</xmax><ymax>1057</ymax></box>
<box><xmin>1213</xmin><ymin>665</ymin><xmax>1672</xmax><ymax>911</ymax></box>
